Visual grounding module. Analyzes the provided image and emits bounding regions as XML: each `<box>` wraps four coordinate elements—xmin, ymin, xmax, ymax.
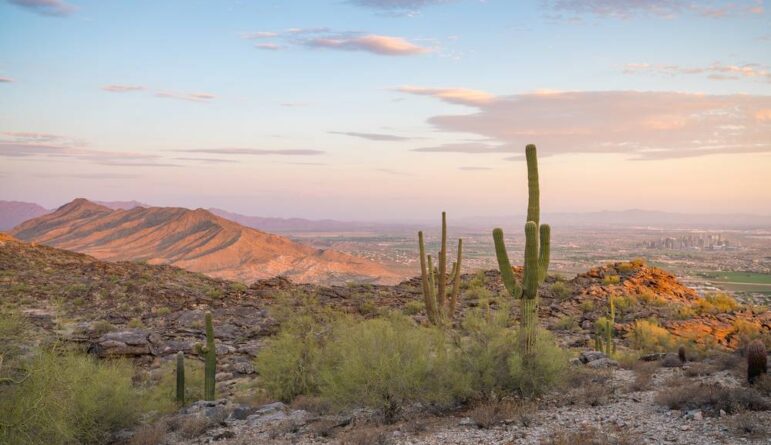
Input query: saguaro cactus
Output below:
<box><xmin>493</xmin><ymin>144</ymin><xmax>551</xmax><ymax>355</ymax></box>
<box><xmin>176</xmin><ymin>351</ymin><xmax>185</xmax><ymax>404</ymax></box>
<box><xmin>418</xmin><ymin>212</ymin><xmax>463</xmax><ymax>325</ymax></box>
<box><xmin>204</xmin><ymin>312</ymin><xmax>216</xmax><ymax>401</ymax></box>
<box><xmin>747</xmin><ymin>340</ymin><xmax>768</xmax><ymax>384</ymax></box>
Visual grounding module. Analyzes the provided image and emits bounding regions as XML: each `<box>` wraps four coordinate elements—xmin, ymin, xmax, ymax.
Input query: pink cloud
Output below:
<box><xmin>255</xmin><ymin>43</ymin><xmax>283</xmax><ymax>50</ymax></box>
<box><xmin>0</xmin><ymin>76</ymin><xmax>13</xmax><ymax>83</ymax></box>
<box><xmin>623</xmin><ymin>61</ymin><xmax>771</xmax><ymax>83</ymax></box>
<box><xmin>102</xmin><ymin>84</ymin><xmax>145</xmax><ymax>93</ymax></box>
<box><xmin>8</xmin><ymin>0</ymin><xmax>75</xmax><ymax>16</ymax></box>
<box><xmin>404</xmin><ymin>89</ymin><xmax>771</xmax><ymax>160</ymax></box>
<box><xmin>306</xmin><ymin>34</ymin><xmax>429</xmax><ymax>55</ymax></box>
<box><xmin>397</xmin><ymin>85</ymin><xmax>495</xmax><ymax>106</ymax></box>
<box><xmin>154</xmin><ymin>91</ymin><xmax>216</xmax><ymax>102</ymax></box>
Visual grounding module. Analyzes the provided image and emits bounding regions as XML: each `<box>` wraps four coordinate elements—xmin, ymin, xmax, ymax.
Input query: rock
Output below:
<box><xmin>458</xmin><ymin>417</ymin><xmax>475</xmax><ymax>426</ymax></box>
<box><xmin>255</xmin><ymin>402</ymin><xmax>286</xmax><ymax>416</ymax></box>
<box><xmin>233</xmin><ymin>361</ymin><xmax>255</xmax><ymax>375</ymax></box>
<box><xmin>213</xmin><ymin>430</ymin><xmax>236</xmax><ymax>440</ymax></box>
<box><xmin>579</xmin><ymin>350</ymin><xmax>607</xmax><ymax>364</ymax></box>
<box><xmin>719</xmin><ymin>409</ymin><xmax>727</xmax><ymax>417</ymax></box>
<box><xmin>215</xmin><ymin>372</ymin><xmax>234</xmax><ymax>381</ymax></box>
<box><xmin>88</xmin><ymin>329</ymin><xmax>159</xmax><ymax>357</ymax></box>
<box><xmin>586</xmin><ymin>358</ymin><xmax>619</xmax><ymax>368</ymax></box>
<box><xmin>230</xmin><ymin>406</ymin><xmax>258</xmax><ymax>421</ymax></box>
<box><xmin>661</xmin><ymin>353</ymin><xmax>683</xmax><ymax>368</ymax></box>
<box><xmin>640</xmin><ymin>352</ymin><xmax>667</xmax><ymax>361</ymax></box>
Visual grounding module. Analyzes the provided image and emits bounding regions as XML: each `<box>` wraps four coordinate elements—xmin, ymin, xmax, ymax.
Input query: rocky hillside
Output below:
<box><xmin>9</xmin><ymin>198</ymin><xmax>401</xmax><ymax>285</ymax></box>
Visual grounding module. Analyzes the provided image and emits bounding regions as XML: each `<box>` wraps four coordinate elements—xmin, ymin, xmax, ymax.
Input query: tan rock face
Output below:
<box><xmin>10</xmin><ymin>198</ymin><xmax>401</xmax><ymax>285</ymax></box>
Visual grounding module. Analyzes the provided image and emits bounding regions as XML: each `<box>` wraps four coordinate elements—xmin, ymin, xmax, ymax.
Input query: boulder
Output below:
<box><xmin>88</xmin><ymin>329</ymin><xmax>161</xmax><ymax>357</ymax></box>
<box><xmin>579</xmin><ymin>350</ymin><xmax>607</xmax><ymax>364</ymax></box>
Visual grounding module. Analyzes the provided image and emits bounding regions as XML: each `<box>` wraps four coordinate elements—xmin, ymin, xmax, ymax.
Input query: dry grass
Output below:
<box><xmin>627</xmin><ymin>362</ymin><xmax>657</xmax><ymax>392</ymax></box>
<box><xmin>339</xmin><ymin>426</ymin><xmax>391</xmax><ymax>445</ymax></box>
<box><xmin>655</xmin><ymin>382</ymin><xmax>770</xmax><ymax>414</ymax></box>
<box><xmin>683</xmin><ymin>362</ymin><xmax>715</xmax><ymax>378</ymax></box>
<box><xmin>727</xmin><ymin>411</ymin><xmax>770</xmax><ymax>439</ymax></box>
<box><xmin>291</xmin><ymin>395</ymin><xmax>333</xmax><ymax>414</ymax></box>
<box><xmin>540</xmin><ymin>425</ymin><xmax>638</xmax><ymax>445</ymax></box>
<box><xmin>176</xmin><ymin>416</ymin><xmax>210</xmax><ymax>439</ymax></box>
<box><xmin>128</xmin><ymin>423</ymin><xmax>167</xmax><ymax>445</ymax></box>
<box><xmin>468</xmin><ymin>399</ymin><xmax>536</xmax><ymax>429</ymax></box>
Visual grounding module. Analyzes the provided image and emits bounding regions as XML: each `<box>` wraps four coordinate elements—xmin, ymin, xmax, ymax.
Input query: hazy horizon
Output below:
<box><xmin>1</xmin><ymin>0</ymin><xmax>770</xmax><ymax>219</ymax></box>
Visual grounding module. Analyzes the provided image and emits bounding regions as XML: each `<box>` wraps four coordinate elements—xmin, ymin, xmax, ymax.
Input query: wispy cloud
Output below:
<box><xmin>240</xmin><ymin>28</ymin><xmax>431</xmax><ymax>56</ymax></box>
<box><xmin>305</xmin><ymin>34</ymin><xmax>429</xmax><ymax>55</ymax></box>
<box><xmin>255</xmin><ymin>43</ymin><xmax>283</xmax><ymax>50</ymax></box>
<box><xmin>178</xmin><ymin>148</ymin><xmax>325</xmax><ymax>156</ymax></box>
<box><xmin>402</xmin><ymin>89</ymin><xmax>771</xmax><ymax>160</ymax></box>
<box><xmin>349</xmin><ymin>0</ymin><xmax>453</xmax><ymax>16</ymax></box>
<box><xmin>102</xmin><ymin>84</ymin><xmax>145</xmax><ymax>93</ymax></box>
<box><xmin>623</xmin><ymin>62</ymin><xmax>771</xmax><ymax>83</ymax></box>
<box><xmin>543</xmin><ymin>0</ymin><xmax>764</xmax><ymax>19</ymax></box>
<box><xmin>34</xmin><ymin>173</ymin><xmax>142</xmax><ymax>179</ymax></box>
<box><xmin>7</xmin><ymin>0</ymin><xmax>76</xmax><ymax>16</ymax></box>
<box><xmin>173</xmin><ymin>157</ymin><xmax>238</xmax><ymax>164</ymax></box>
<box><xmin>0</xmin><ymin>132</ymin><xmax>177</xmax><ymax>166</ymax></box>
<box><xmin>397</xmin><ymin>85</ymin><xmax>495</xmax><ymax>106</ymax></box>
<box><xmin>0</xmin><ymin>76</ymin><xmax>14</xmax><ymax>83</ymax></box>
<box><xmin>155</xmin><ymin>91</ymin><xmax>216</xmax><ymax>102</ymax></box>
<box><xmin>329</xmin><ymin>131</ymin><xmax>414</xmax><ymax>141</ymax></box>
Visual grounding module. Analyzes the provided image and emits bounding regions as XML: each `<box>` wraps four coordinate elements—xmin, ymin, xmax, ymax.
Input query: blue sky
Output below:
<box><xmin>1</xmin><ymin>0</ymin><xmax>769</xmax><ymax>219</ymax></box>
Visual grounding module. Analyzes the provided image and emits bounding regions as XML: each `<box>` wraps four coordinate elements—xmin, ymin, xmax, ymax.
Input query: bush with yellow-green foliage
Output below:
<box><xmin>627</xmin><ymin>319</ymin><xmax>675</xmax><ymax>352</ymax></box>
<box><xmin>508</xmin><ymin>329</ymin><xmax>569</xmax><ymax>397</ymax></box>
<box><xmin>254</xmin><ymin>314</ymin><xmax>329</xmax><ymax>402</ymax></box>
<box><xmin>0</xmin><ymin>311</ymin><xmax>179</xmax><ymax>445</ymax></box>
<box><xmin>1</xmin><ymin>350</ymin><xmax>145</xmax><ymax>445</ymax></box>
<box><xmin>693</xmin><ymin>293</ymin><xmax>739</xmax><ymax>315</ymax></box>
<box><xmin>602</xmin><ymin>275</ymin><xmax>621</xmax><ymax>285</ymax></box>
<box><xmin>319</xmin><ymin>315</ymin><xmax>466</xmax><ymax>421</ymax></box>
<box><xmin>550</xmin><ymin>281</ymin><xmax>572</xmax><ymax>301</ymax></box>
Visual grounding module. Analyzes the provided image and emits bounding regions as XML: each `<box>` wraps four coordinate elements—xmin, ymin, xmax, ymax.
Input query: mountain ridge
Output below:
<box><xmin>9</xmin><ymin>198</ymin><xmax>401</xmax><ymax>285</ymax></box>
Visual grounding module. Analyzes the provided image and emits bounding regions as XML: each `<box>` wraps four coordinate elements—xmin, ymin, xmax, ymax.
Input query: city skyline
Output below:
<box><xmin>1</xmin><ymin>0</ymin><xmax>770</xmax><ymax>219</ymax></box>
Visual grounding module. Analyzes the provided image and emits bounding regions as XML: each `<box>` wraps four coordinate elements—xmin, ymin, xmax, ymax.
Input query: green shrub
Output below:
<box><xmin>550</xmin><ymin>282</ymin><xmax>572</xmax><ymax>300</ymax></box>
<box><xmin>403</xmin><ymin>300</ymin><xmax>425</xmax><ymax>316</ymax></box>
<box><xmin>628</xmin><ymin>319</ymin><xmax>674</xmax><ymax>352</ymax></box>
<box><xmin>140</xmin><ymin>357</ymin><xmax>205</xmax><ymax>410</ymax></box>
<box><xmin>508</xmin><ymin>329</ymin><xmax>569</xmax><ymax>397</ymax></box>
<box><xmin>693</xmin><ymin>293</ymin><xmax>739</xmax><ymax>315</ymax></box>
<box><xmin>254</xmin><ymin>315</ymin><xmax>328</xmax><ymax>402</ymax></box>
<box><xmin>319</xmin><ymin>315</ymin><xmax>466</xmax><ymax>421</ymax></box>
<box><xmin>0</xmin><ymin>350</ymin><xmax>142</xmax><ymax>445</ymax></box>
<box><xmin>602</xmin><ymin>275</ymin><xmax>621</xmax><ymax>285</ymax></box>
<box><xmin>553</xmin><ymin>315</ymin><xmax>578</xmax><ymax>331</ymax></box>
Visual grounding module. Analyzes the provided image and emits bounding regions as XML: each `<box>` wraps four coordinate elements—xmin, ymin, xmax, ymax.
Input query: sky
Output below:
<box><xmin>0</xmin><ymin>0</ymin><xmax>770</xmax><ymax>220</ymax></box>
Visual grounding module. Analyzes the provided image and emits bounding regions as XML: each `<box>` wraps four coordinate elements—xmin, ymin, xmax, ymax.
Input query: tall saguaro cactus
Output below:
<box><xmin>492</xmin><ymin>144</ymin><xmax>551</xmax><ymax>355</ymax></box>
<box><xmin>418</xmin><ymin>212</ymin><xmax>463</xmax><ymax>325</ymax></box>
<box><xmin>204</xmin><ymin>312</ymin><xmax>216</xmax><ymax>401</ymax></box>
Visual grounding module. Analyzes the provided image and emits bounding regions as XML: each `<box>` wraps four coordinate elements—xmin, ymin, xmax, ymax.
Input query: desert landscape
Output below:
<box><xmin>1</xmin><ymin>1</ymin><xmax>770</xmax><ymax>444</ymax></box>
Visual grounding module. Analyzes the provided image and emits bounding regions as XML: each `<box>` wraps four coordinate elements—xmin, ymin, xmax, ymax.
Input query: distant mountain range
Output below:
<box><xmin>9</xmin><ymin>199</ymin><xmax>401</xmax><ymax>285</ymax></box>
<box><xmin>2</xmin><ymin>200</ymin><xmax>769</xmax><ymax>233</ymax></box>
<box><xmin>0</xmin><ymin>201</ymin><xmax>49</xmax><ymax>230</ymax></box>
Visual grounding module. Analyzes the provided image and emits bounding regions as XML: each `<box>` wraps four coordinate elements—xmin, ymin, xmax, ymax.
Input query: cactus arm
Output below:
<box><xmin>538</xmin><ymin>224</ymin><xmax>550</xmax><ymax>284</ymax></box>
<box><xmin>204</xmin><ymin>312</ymin><xmax>216</xmax><ymax>401</ymax></box>
<box><xmin>418</xmin><ymin>231</ymin><xmax>437</xmax><ymax>323</ymax></box>
<box><xmin>448</xmin><ymin>262</ymin><xmax>457</xmax><ymax>285</ymax></box>
<box><xmin>493</xmin><ymin>228</ymin><xmax>522</xmax><ymax>299</ymax></box>
<box><xmin>525</xmin><ymin>144</ymin><xmax>540</xmax><ymax>227</ymax></box>
<box><xmin>437</xmin><ymin>212</ymin><xmax>447</xmax><ymax>313</ymax></box>
<box><xmin>523</xmin><ymin>222</ymin><xmax>539</xmax><ymax>300</ymax></box>
<box><xmin>449</xmin><ymin>239</ymin><xmax>463</xmax><ymax>315</ymax></box>
<box><xmin>176</xmin><ymin>351</ymin><xmax>185</xmax><ymax>405</ymax></box>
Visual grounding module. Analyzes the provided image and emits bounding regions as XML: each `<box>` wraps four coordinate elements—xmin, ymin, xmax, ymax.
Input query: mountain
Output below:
<box><xmin>208</xmin><ymin>208</ymin><xmax>411</xmax><ymax>233</ymax></box>
<box><xmin>94</xmin><ymin>200</ymin><xmax>148</xmax><ymax>210</ymax></box>
<box><xmin>0</xmin><ymin>200</ymin><xmax>50</xmax><ymax>230</ymax></box>
<box><xmin>9</xmin><ymin>198</ymin><xmax>401</xmax><ymax>285</ymax></box>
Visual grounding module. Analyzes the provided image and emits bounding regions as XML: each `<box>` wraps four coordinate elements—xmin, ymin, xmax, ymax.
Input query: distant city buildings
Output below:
<box><xmin>641</xmin><ymin>233</ymin><xmax>733</xmax><ymax>251</ymax></box>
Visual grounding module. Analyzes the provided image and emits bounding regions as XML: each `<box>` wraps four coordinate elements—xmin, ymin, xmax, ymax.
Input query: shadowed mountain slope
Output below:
<box><xmin>0</xmin><ymin>200</ymin><xmax>50</xmax><ymax>230</ymax></box>
<box><xmin>10</xmin><ymin>199</ymin><xmax>401</xmax><ymax>285</ymax></box>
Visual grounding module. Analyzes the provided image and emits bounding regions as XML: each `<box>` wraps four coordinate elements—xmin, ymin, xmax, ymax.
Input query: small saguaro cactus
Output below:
<box><xmin>176</xmin><ymin>351</ymin><xmax>185</xmax><ymax>404</ymax></box>
<box><xmin>204</xmin><ymin>312</ymin><xmax>216</xmax><ymax>401</ymax></box>
<box><xmin>678</xmin><ymin>345</ymin><xmax>687</xmax><ymax>363</ymax></box>
<box><xmin>493</xmin><ymin>144</ymin><xmax>551</xmax><ymax>355</ymax></box>
<box><xmin>418</xmin><ymin>212</ymin><xmax>463</xmax><ymax>325</ymax></box>
<box><xmin>747</xmin><ymin>339</ymin><xmax>767</xmax><ymax>384</ymax></box>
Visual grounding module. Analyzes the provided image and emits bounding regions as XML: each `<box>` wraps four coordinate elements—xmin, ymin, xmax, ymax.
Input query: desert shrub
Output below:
<box><xmin>541</xmin><ymin>425</ymin><xmax>638</xmax><ymax>445</ymax></box>
<box><xmin>732</xmin><ymin>319</ymin><xmax>762</xmax><ymax>348</ymax></box>
<box><xmin>693</xmin><ymin>292</ymin><xmax>739</xmax><ymax>315</ymax></box>
<box><xmin>0</xmin><ymin>310</ymin><xmax>29</xmax><ymax>365</ymax></box>
<box><xmin>553</xmin><ymin>315</ymin><xmax>578</xmax><ymax>331</ymax></box>
<box><xmin>92</xmin><ymin>319</ymin><xmax>115</xmax><ymax>335</ymax></box>
<box><xmin>255</xmin><ymin>314</ymin><xmax>329</xmax><ymax>402</ymax></box>
<box><xmin>616</xmin><ymin>262</ymin><xmax>635</xmax><ymax>274</ymax></box>
<box><xmin>613</xmin><ymin>294</ymin><xmax>638</xmax><ymax>316</ymax></box>
<box><xmin>319</xmin><ymin>315</ymin><xmax>466</xmax><ymax>421</ymax></box>
<box><xmin>581</xmin><ymin>300</ymin><xmax>595</xmax><ymax>313</ymax></box>
<box><xmin>602</xmin><ymin>275</ymin><xmax>620</xmax><ymax>285</ymax></box>
<box><xmin>142</xmin><ymin>358</ymin><xmax>205</xmax><ymax>409</ymax></box>
<box><xmin>402</xmin><ymin>300</ymin><xmax>424</xmax><ymax>316</ymax></box>
<box><xmin>728</xmin><ymin>411</ymin><xmax>770</xmax><ymax>439</ymax></box>
<box><xmin>0</xmin><ymin>350</ymin><xmax>144</xmax><ymax>445</ymax></box>
<box><xmin>627</xmin><ymin>319</ymin><xmax>674</xmax><ymax>352</ymax></box>
<box><xmin>230</xmin><ymin>282</ymin><xmax>248</xmax><ymax>293</ymax></box>
<box><xmin>508</xmin><ymin>329</ymin><xmax>569</xmax><ymax>397</ymax></box>
<box><xmin>128</xmin><ymin>422</ymin><xmax>167</xmax><ymax>445</ymax></box>
<box><xmin>456</xmin><ymin>305</ymin><xmax>518</xmax><ymax>397</ymax></box>
<box><xmin>550</xmin><ymin>281</ymin><xmax>572</xmax><ymax>300</ymax></box>
<box><xmin>127</xmin><ymin>318</ymin><xmax>144</xmax><ymax>329</ymax></box>
<box><xmin>628</xmin><ymin>361</ymin><xmax>657</xmax><ymax>392</ymax></box>
<box><xmin>655</xmin><ymin>382</ymin><xmax>770</xmax><ymax>414</ymax></box>
<box><xmin>468</xmin><ymin>399</ymin><xmax>535</xmax><ymax>429</ymax></box>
